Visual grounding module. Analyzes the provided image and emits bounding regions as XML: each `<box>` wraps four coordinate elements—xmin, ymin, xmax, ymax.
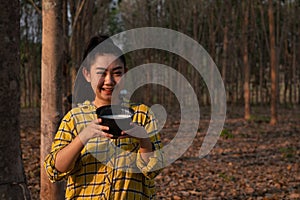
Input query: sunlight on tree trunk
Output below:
<box><xmin>40</xmin><ymin>0</ymin><xmax>65</xmax><ymax>199</ymax></box>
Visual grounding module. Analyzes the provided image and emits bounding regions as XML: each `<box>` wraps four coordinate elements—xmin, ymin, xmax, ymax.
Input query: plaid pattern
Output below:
<box><xmin>44</xmin><ymin>101</ymin><xmax>163</xmax><ymax>199</ymax></box>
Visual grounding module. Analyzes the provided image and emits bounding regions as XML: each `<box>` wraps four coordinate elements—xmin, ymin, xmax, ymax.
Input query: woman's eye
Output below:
<box><xmin>96</xmin><ymin>71</ymin><xmax>105</xmax><ymax>75</ymax></box>
<box><xmin>114</xmin><ymin>71</ymin><xmax>123</xmax><ymax>76</ymax></box>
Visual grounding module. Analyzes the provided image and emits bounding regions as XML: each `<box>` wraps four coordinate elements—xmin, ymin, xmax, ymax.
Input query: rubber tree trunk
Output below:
<box><xmin>268</xmin><ymin>0</ymin><xmax>278</xmax><ymax>125</ymax></box>
<box><xmin>40</xmin><ymin>0</ymin><xmax>65</xmax><ymax>199</ymax></box>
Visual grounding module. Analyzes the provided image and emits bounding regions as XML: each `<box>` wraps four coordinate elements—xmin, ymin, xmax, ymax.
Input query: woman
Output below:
<box><xmin>44</xmin><ymin>35</ymin><xmax>163</xmax><ymax>199</ymax></box>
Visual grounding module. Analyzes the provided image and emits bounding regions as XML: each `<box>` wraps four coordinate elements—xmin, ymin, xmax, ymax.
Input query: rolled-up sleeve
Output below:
<box><xmin>44</xmin><ymin>111</ymin><xmax>78</xmax><ymax>182</ymax></box>
<box><xmin>136</xmin><ymin>148</ymin><xmax>164</xmax><ymax>180</ymax></box>
<box><xmin>134</xmin><ymin>105</ymin><xmax>164</xmax><ymax>179</ymax></box>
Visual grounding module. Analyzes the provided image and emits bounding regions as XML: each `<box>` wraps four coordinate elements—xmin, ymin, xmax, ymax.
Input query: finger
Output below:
<box><xmin>121</xmin><ymin>131</ymin><xmax>128</xmax><ymax>135</ymax></box>
<box><xmin>119</xmin><ymin>131</ymin><xmax>129</xmax><ymax>137</ymax></box>
<box><xmin>99</xmin><ymin>125</ymin><xmax>109</xmax><ymax>131</ymax></box>
<box><xmin>100</xmin><ymin>131</ymin><xmax>113</xmax><ymax>138</ymax></box>
<box><xmin>91</xmin><ymin>118</ymin><xmax>101</xmax><ymax>124</ymax></box>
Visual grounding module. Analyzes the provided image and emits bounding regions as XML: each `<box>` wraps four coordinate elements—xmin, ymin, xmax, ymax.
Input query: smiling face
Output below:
<box><xmin>82</xmin><ymin>53</ymin><xmax>125</xmax><ymax>107</ymax></box>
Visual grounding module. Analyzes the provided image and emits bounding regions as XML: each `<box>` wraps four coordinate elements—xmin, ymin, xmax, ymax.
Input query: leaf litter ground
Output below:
<box><xmin>20</xmin><ymin>106</ymin><xmax>300</xmax><ymax>199</ymax></box>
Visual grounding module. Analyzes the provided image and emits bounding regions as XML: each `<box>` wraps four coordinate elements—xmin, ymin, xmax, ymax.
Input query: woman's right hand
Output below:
<box><xmin>78</xmin><ymin>118</ymin><xmax>113</xmax><ymax>144</ymax></box>
<box><xmin>55</xmin><ymin>118</ymin><xmax>113</xmax><ymax>173</ymax></box>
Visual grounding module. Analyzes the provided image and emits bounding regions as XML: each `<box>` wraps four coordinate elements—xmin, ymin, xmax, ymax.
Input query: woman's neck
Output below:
<box><xmin>93</xmin><ymin>98</ymin><xmax>120</xmax><ymax>108</ymax></box>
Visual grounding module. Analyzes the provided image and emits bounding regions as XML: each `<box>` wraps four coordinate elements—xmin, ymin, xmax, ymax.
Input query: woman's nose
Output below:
<box><xmin>104</xmin><ymin>73</ymin><xmax>115</xmax><ymax>85</ymax></box>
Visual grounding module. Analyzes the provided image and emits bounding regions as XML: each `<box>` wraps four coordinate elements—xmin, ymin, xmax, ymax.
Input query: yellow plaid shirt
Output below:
<box><xmin>44</xmin><ymin>101</ymin><xmax>163</xmax><ymax>199</ymax></box>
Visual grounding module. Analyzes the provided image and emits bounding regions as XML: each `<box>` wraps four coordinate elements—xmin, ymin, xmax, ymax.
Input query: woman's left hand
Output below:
<box><xmin>120</xmin><ymin>123</ymin><xmax>154</xmax><ymax>162</ymax></box>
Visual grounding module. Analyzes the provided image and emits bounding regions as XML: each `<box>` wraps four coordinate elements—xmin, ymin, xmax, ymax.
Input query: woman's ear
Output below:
<box><xmin>82</xmin><ymin>67</ymin><xmax>91</xmax><ymax>82</ymax></box>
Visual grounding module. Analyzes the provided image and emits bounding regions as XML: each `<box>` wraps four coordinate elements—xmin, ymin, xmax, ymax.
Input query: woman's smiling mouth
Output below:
<box><xmin>101</xmin><ymin>87</ymin><xmax>113</xmax><ymax>95</ymax></box>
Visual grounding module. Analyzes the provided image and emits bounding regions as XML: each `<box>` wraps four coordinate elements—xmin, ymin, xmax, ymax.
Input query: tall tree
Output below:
<box><xmin>40</xmin><ymin>0</ymin><xmax>65</xmax><ymax>199</ymax></box>
<box><xmin>242</xmin><ymin>1</ymin><xmax>251</xmax><ymax>120</ymax></box>
<box><xmin>268</xmin><ymin>0</ymin><xmax>278</xmax><ymax>125</ymax></box>
<box><xmin>0</xmin><ymin>0</ymin><xmax>31</xmax><ymax>198</ymax></box>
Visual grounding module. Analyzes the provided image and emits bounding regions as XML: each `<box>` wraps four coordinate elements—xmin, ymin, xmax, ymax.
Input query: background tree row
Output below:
<box><xmin>21</xmin><ymin>0</ymin><xmax>300</xmax><ymax>109</ymax></box>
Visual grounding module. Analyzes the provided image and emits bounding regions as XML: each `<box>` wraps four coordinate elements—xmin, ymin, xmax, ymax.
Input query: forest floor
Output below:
<box><xmin>20</xmin><ymin>105</ymin><xmax>300</xmax><ymax>200</ymax></box>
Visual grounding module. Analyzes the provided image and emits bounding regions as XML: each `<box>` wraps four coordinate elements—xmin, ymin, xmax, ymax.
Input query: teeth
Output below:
<box><xmin>102</xmin><ymin>88</ymin><xmax>113</xmax><ymax>91</ymax></box>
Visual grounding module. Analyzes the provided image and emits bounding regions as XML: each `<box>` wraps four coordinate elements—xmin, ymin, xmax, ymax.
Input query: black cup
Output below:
<box><xmin>96</xmin><ymin>105</ymin><xmax>134</xmax><ymax>138</ymax></box>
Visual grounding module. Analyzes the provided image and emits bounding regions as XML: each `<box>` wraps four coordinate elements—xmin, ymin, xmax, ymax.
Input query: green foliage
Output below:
<box><xmin>220</xmin><ymin>128</ymin><xmax>234</xmax><ymax>139</ymax></box>
<box><xmin>248</xmin><ymin>115</ymin><xmax>270</xmax><ymax>123</ymax></box>
<box><xmin>108</xmin><ymin>3</ymin><xmax>124</xmax><ymax>35</ymax></box>
<box><xmin>218</xmin><ymin>172</ymin><xmax>236</xmax><ymax>182</ymax></box>
<box><xmin>282</xmin><ymin>103</ymin><xmax>294</xmax><ymax>109</ymax></box>
<box><xmin>279</xmin><ymin>147</ymin><xmax>296</xmax><ymax>159</ymax></box>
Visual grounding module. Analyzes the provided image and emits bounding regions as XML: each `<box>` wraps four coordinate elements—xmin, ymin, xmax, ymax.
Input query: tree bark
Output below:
<box><xmin>0</xmin><ymin>0</ymin><xmax>31</xmax><ymax>198</ymax></box>
<box><xmin>243</xmin><ymin>1</ymin><xmax>251</xmax><ymax>120</ymax></box>
<box><xmin>40</xmin><ymin>0</ymin><xmax>65</xmax><ymax>199</ymax></box>
<box><xmin>268</xmin><ymin>0</ymin><xmax>278</xmax><ymax>125</ymax></box>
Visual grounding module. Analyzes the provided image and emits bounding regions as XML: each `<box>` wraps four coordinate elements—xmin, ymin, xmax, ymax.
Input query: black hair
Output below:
<box><xmin>82</xmin><ymin>35</ymin><xmax>126</xmax><ymax>70</ymax></box>
<box><xmin>73</xmin><ymin>34</ymin><xmax>126</xmax><ymax>105</ymax></box>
